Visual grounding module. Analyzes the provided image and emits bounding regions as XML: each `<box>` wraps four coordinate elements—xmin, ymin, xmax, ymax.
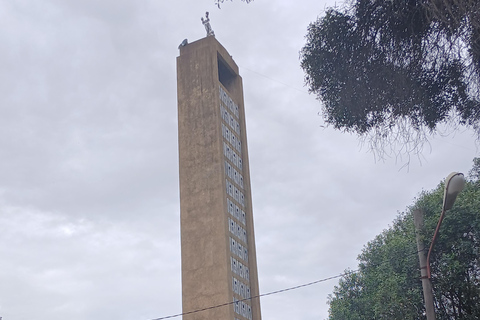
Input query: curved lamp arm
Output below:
<box><xmin>426</xmin><ymin>172</ymin><xmax>465</xmax><ymax>278</ymax></box>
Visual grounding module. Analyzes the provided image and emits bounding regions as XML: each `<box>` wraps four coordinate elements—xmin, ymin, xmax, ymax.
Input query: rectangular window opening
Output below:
<box><xmin>218</xmin><ymin>53</ymin><xmax>237</xmax><ymax>91</ymax></box>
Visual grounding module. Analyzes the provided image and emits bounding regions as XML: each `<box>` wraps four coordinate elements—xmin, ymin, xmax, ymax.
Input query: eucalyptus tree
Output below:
<box><xmin>301</xmin><ymin>0</ymin><xmax>480</xmax><ymax>159</ymax></box>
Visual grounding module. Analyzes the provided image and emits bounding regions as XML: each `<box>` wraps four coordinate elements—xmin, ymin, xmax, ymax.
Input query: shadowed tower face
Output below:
<box><xmin>177</xmin><ymin>36</ymin><xmax>262</xmax><ymax>320</ymax></box>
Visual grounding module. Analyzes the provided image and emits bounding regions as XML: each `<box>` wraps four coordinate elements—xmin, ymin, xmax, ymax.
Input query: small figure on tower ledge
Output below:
<box><xmin>201</xmin><ymin>12</ymin><xmax>215</xmax><ymax>37</ymax></box>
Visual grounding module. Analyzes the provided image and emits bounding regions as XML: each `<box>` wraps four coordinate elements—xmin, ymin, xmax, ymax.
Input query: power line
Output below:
<box><xmin>149</xmin><ymin>248</ymin><xmax>426</xmax><ymax>320</ymax></box>
<box><xmin>149</xmin><ymin>269</ymin><xmax>358</xmax><ymax>320</ymax></box>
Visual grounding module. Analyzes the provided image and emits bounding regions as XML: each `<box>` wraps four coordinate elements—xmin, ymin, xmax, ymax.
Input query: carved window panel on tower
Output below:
<box><xmin>230</xmin><ymin>237</ymin><xmax>248</xmax><ymax>262</ymax></box>
<box><xmin>219</xmin><ymin>85</ymin><xmax>239</xmax><ymax>120</ymax></box>
<box><xmin>227</xmin><ymin>198</ymin><xmax>245</xmax><ymax>227</ymax></box>
<box><xmin>226</xmin><ymin>180</ymin><xmax>246</xmax><ymax>209</ymax></box>
<box><xmin>232</xmin><ymin>152</ymin><xmax>238</xmax><ymax>167</ymax></box>
<box><xmin>225</xmin><ymin>127</ymin><xmax>231</xmax><ymax>143</ymax></box>
<box><xmin>228</xmin><ymin>217</ymin><xmax>247</xmax><ymax>243</ymax></box>
<box><xmin>230</xmin><ymin>257</ymin><xmax>250</xmax><ymax>281</ymax></box>
<box><xmin>233</xmin><ymin>298</ymin><xmax>252</xmax><ymax>320</ymax></box>
<box><xmin>223</xmin><ymin>142</ymin><xmax>242</xmax><ymax>171</ymax></box>
<box><xmin>231</xmin><ymin>278</ymin><xmax>251</xmax><ymax>299</ymax></box>
<box><xmin>225</xmin><ymin>161</ymin><xmax>244</xmax><ymax>190</ymax></box>
<box><xmin>221</xmin><ymin>104</ymin><xmax>241</xmax><ymax>136</ymax></box>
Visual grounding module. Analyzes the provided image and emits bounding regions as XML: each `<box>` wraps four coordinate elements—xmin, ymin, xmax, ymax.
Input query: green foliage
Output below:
<box><xmin>300</xmin><ymin>0</ymin><xmax>480</xmax><ymax>158</ymax></box>
<box><xmin>328</xmin><ymin>271</ymin><xmax>373</xmax><ymax>320</ymax></box>
<box><xmin>468</xmin><ymin>157</ymin><xmax>480</xmax><ymax>182</ymax></box>
<box><xmin>327</xmin><ymin>159</ymin><xmax>480</xmax><ymax>319</ymax></box>
<box><xmin>328</xmin><ymin>213</ymin><xmax>423</xmax><ymax>320</ymax></box>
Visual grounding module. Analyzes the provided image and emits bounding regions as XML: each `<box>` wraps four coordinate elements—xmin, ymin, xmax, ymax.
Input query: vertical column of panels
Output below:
<box><xmin>219</xmin><ymin>85</ymin><xmax>253</xmax><ymax>320</ymax></box>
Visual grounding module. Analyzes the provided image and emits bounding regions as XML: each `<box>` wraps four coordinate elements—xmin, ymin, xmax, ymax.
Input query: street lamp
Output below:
<box><xmin>426</xmin><ymin>172</ymin><xmax>466</xmax><ymax>279</ymax></box>
<box><xmin>414</xmin><ymin>172</ymin><xmax>466</xmax><ymax>320</ymax></box>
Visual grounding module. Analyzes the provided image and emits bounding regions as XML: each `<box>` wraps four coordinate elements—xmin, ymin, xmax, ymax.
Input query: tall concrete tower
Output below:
<box><xmin>177</xmin><ymin>35</ymin><xmax>262</xmax><ymax>320</ymax></box>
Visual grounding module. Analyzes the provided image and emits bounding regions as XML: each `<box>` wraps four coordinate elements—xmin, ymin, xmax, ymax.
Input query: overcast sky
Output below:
<box><xmin>0</xmin><ymin>1</ymin><xmax>478</xmax><ymax>320</ymax></box>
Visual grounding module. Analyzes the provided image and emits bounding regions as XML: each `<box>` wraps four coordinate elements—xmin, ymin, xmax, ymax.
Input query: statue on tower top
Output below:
<box><xmin>201</xmin><ymin>12</ymin><xmax>215</xmax><ymax>37</ymax></box>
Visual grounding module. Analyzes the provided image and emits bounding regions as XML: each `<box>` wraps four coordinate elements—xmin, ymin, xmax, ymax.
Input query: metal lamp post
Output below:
<box><xmin>414</xmin><ymin>172</ymin><xmax>466</xmax><ymax>320</ymax></box>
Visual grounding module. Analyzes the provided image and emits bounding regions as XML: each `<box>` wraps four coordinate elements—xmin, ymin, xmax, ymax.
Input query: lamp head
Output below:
<box><xmin>443</xmin><ymin>172</ymin><xmax>466</xmax><ymax>211</ymax></box>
